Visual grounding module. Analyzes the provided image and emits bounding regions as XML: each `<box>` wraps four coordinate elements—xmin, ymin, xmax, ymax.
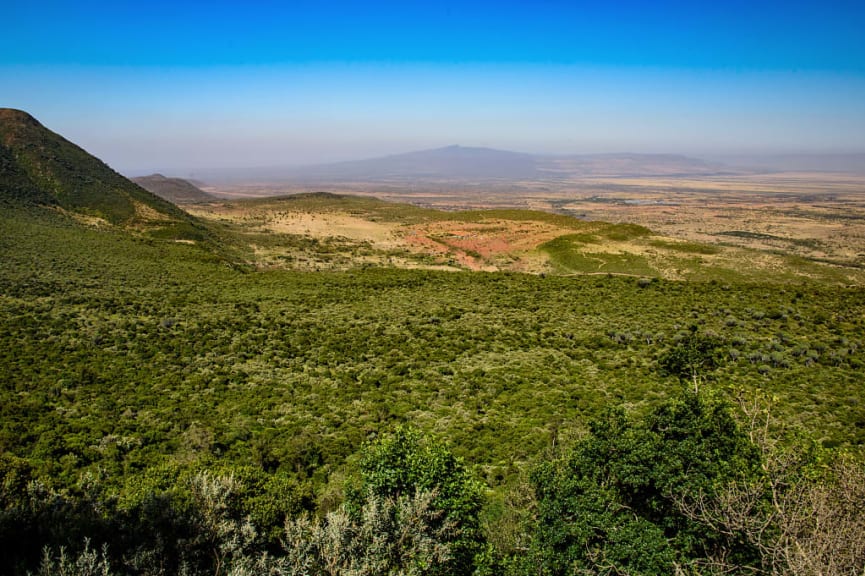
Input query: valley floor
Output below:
<box><xmin>189</xmin><ymin>173</ymin><xmax>865</xmax><ymax>284</ymax></box>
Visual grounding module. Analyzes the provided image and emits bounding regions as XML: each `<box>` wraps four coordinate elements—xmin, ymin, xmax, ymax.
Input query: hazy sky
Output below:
<box><xmin>3</xmin><ymin>0</ymin><xmax>865</xmax><ymax>175</ymax></box>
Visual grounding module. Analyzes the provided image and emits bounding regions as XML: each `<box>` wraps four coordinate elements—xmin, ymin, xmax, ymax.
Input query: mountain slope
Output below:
<box><xmin>284</xmin><ymin>145</ymin><xmax>540</xmax><ymax>181</ymax></box>
<box><xmin>226</xmin><ymin>147</ymin><xmax>732</xmax><ymax>184</ymax></box>
<box><xmin>132</xmin><ymin>173</ymin><xmax>215</xmax><ymax>204</ymax></box>
<box><xmin>0</xmin><ymin>136</ymin><xmax>57</xmax><ymax>205</ymax></box>
<box><xmin>0</xmin><ymin>108</ymin><xmax>212</xmax><ymax>242</ymax></box>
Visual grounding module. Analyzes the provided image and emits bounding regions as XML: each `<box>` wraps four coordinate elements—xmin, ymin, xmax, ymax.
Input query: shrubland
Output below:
<box><xmin>1</xmin><ymin>203</ymin><xmax>864</xmax><ymax>575</ymax></box>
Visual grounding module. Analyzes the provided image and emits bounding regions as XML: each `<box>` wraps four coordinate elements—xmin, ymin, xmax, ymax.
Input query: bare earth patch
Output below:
<box><xmin>401</xmin><ymin>220</ymin><xmax>565</xmax><ymax>271</ymax></box>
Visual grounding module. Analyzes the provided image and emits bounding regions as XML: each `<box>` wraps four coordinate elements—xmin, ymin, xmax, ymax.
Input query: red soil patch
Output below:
<box><xmin>402</xmin><ymin>220</ymin><xmax>565</xmax><ymax>271</ymax></box>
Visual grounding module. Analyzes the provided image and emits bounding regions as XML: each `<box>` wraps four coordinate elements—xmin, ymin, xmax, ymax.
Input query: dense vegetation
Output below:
<box><xmin>3</xmin><ymin>108</ymin><xmax>863</xmax><ymax>574</ymax></box>
<box><xmin>0</xmin><ymin>200</ymin><xmax>865</xmax><ymax>574</ymax></box>
<box><xmin>2</xmin><ymin>197</ymin><xmax>864</xmax><ymax>574</ymax></box>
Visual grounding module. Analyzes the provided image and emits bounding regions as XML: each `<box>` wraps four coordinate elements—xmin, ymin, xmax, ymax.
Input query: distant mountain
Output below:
<box><xmin>132</xmin><ymin>174</ymin><xmax>215</xmax><ymax>204</ymax></box>
<box><xmin>283</xmin><ymin>145</ymin><xmax>540</xmax><ymax>182</ymax></box>
<box><xmin>232</xmin><ymin>146</ymin><xmax>730</xmax><ymax>184</ymax></box>
<box><xmin>0</xmin><ymin>108</ymin><xmax>212</xmax><ymax>242</ymax></box>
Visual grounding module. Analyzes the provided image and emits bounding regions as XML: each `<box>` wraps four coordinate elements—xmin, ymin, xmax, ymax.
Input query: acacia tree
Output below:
<box><xmin>658</xmin><ymin>330</ymin><xmax>725</xmax><ymax>389</ymax></box>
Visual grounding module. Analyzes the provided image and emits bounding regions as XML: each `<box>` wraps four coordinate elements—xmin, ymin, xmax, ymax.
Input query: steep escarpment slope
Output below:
<box><xmin>0</xmin><ymin>108</ymin><xmax>211</xmax><ymax>242</ymax></box>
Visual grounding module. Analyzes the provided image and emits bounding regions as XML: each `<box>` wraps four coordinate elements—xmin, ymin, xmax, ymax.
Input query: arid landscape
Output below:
<box><xmin>183</xmin><ymin>167</ymin><xmax>865</xmax><ymax>283</ymax></box>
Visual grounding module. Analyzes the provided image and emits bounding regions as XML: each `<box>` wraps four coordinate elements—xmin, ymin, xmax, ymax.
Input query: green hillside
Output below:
<box><xmin>2</xmin><ymin>198</ymin><xmax>864</xmax><ymax>574</ymax></box>
<box><xmin>0</xmin><ymin>109</ymin><xmax>212</xmax><ymax>243</ymax></box>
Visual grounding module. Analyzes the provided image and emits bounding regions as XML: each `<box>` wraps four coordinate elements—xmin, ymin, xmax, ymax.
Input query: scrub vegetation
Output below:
<box><xmin>1</xmin><ymin>200</ymin><xmax>864</xmax><ymax>575</ymax></box>
<box><xmin>1</xmin><ymin>110</ymin><xmax>864</xmax><ymax>574</ymax></box>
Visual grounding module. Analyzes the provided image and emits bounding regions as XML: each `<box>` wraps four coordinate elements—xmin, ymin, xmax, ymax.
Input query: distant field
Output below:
<box><xmin>188</xmin><ymin>189</ymin><xmax>865</xmax><ymax>284</ymax></box>
<box><xmin>202</xmin><ymin>171</ymin><xmax>865</xmax><ymax>276</ymax></box>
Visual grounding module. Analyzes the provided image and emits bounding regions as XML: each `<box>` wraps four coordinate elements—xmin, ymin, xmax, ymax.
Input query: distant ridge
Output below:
<box><xmin>133</xmin><ymin>173</ymin><xmax>215</xmax><ymax>204</ymax></box>
<box><xmin>284</xmin><ymin>145</ymin><xmax>540</xmax><ymax>182</ymax></box>
<box><xmin>711</xmin><ymin>153</ymin><xmax>865</xmax><ymax>174</ymax></box>
<box><xmin>210</xmin><ymin>145</ymin><xmax>732</xmax><ymax>184</ymax></box>
<box><xmin>0</xmin><ymin>108</ymin><xmax>210</xmax><ymax>242</ymax></box>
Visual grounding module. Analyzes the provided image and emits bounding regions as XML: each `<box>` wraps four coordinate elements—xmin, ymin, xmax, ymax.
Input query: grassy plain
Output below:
<box><xmin>190</xmin><ymin>174</ymin><xmax>865</xmax><ymax>284</ymax></box>
<box><xmin>202</xmin><ymin>171</ymin><xmax>865</xmax><ymax>269</ymax></box>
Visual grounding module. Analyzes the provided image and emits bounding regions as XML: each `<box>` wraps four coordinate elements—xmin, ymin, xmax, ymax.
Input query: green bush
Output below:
<box><xmin>350</xmin><ymin>427</ymin><xmax>485</xmax><ymax>575</ymax></box>
<box><xmin>524</xmin><ymin>388</ymin><xmax>761</xmax><ymax>575</ymax></box>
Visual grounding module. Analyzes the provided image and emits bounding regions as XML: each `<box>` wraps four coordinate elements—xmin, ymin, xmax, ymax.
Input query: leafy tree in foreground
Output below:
<box><xmin>526</xmin><ymin>388</ymin><xmax>762</xmax><ymax>575</ymax></box>
<box><xmin>658</xmin><ymin>329</ymin><xmax>726</xmax><ymax>388</ymax></box>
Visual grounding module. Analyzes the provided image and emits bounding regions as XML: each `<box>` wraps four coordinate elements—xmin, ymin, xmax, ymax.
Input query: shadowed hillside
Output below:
<box><xmin>132</xmin><ymin>173</ymin><xmax>215</xmax><ymax>204</ymax></box>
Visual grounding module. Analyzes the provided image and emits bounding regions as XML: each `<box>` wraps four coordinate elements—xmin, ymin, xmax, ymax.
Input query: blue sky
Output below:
<box><xmin>3</xmin><ymin>0</ymin><xmax>865</xmax><ymax>174</ymax></box>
